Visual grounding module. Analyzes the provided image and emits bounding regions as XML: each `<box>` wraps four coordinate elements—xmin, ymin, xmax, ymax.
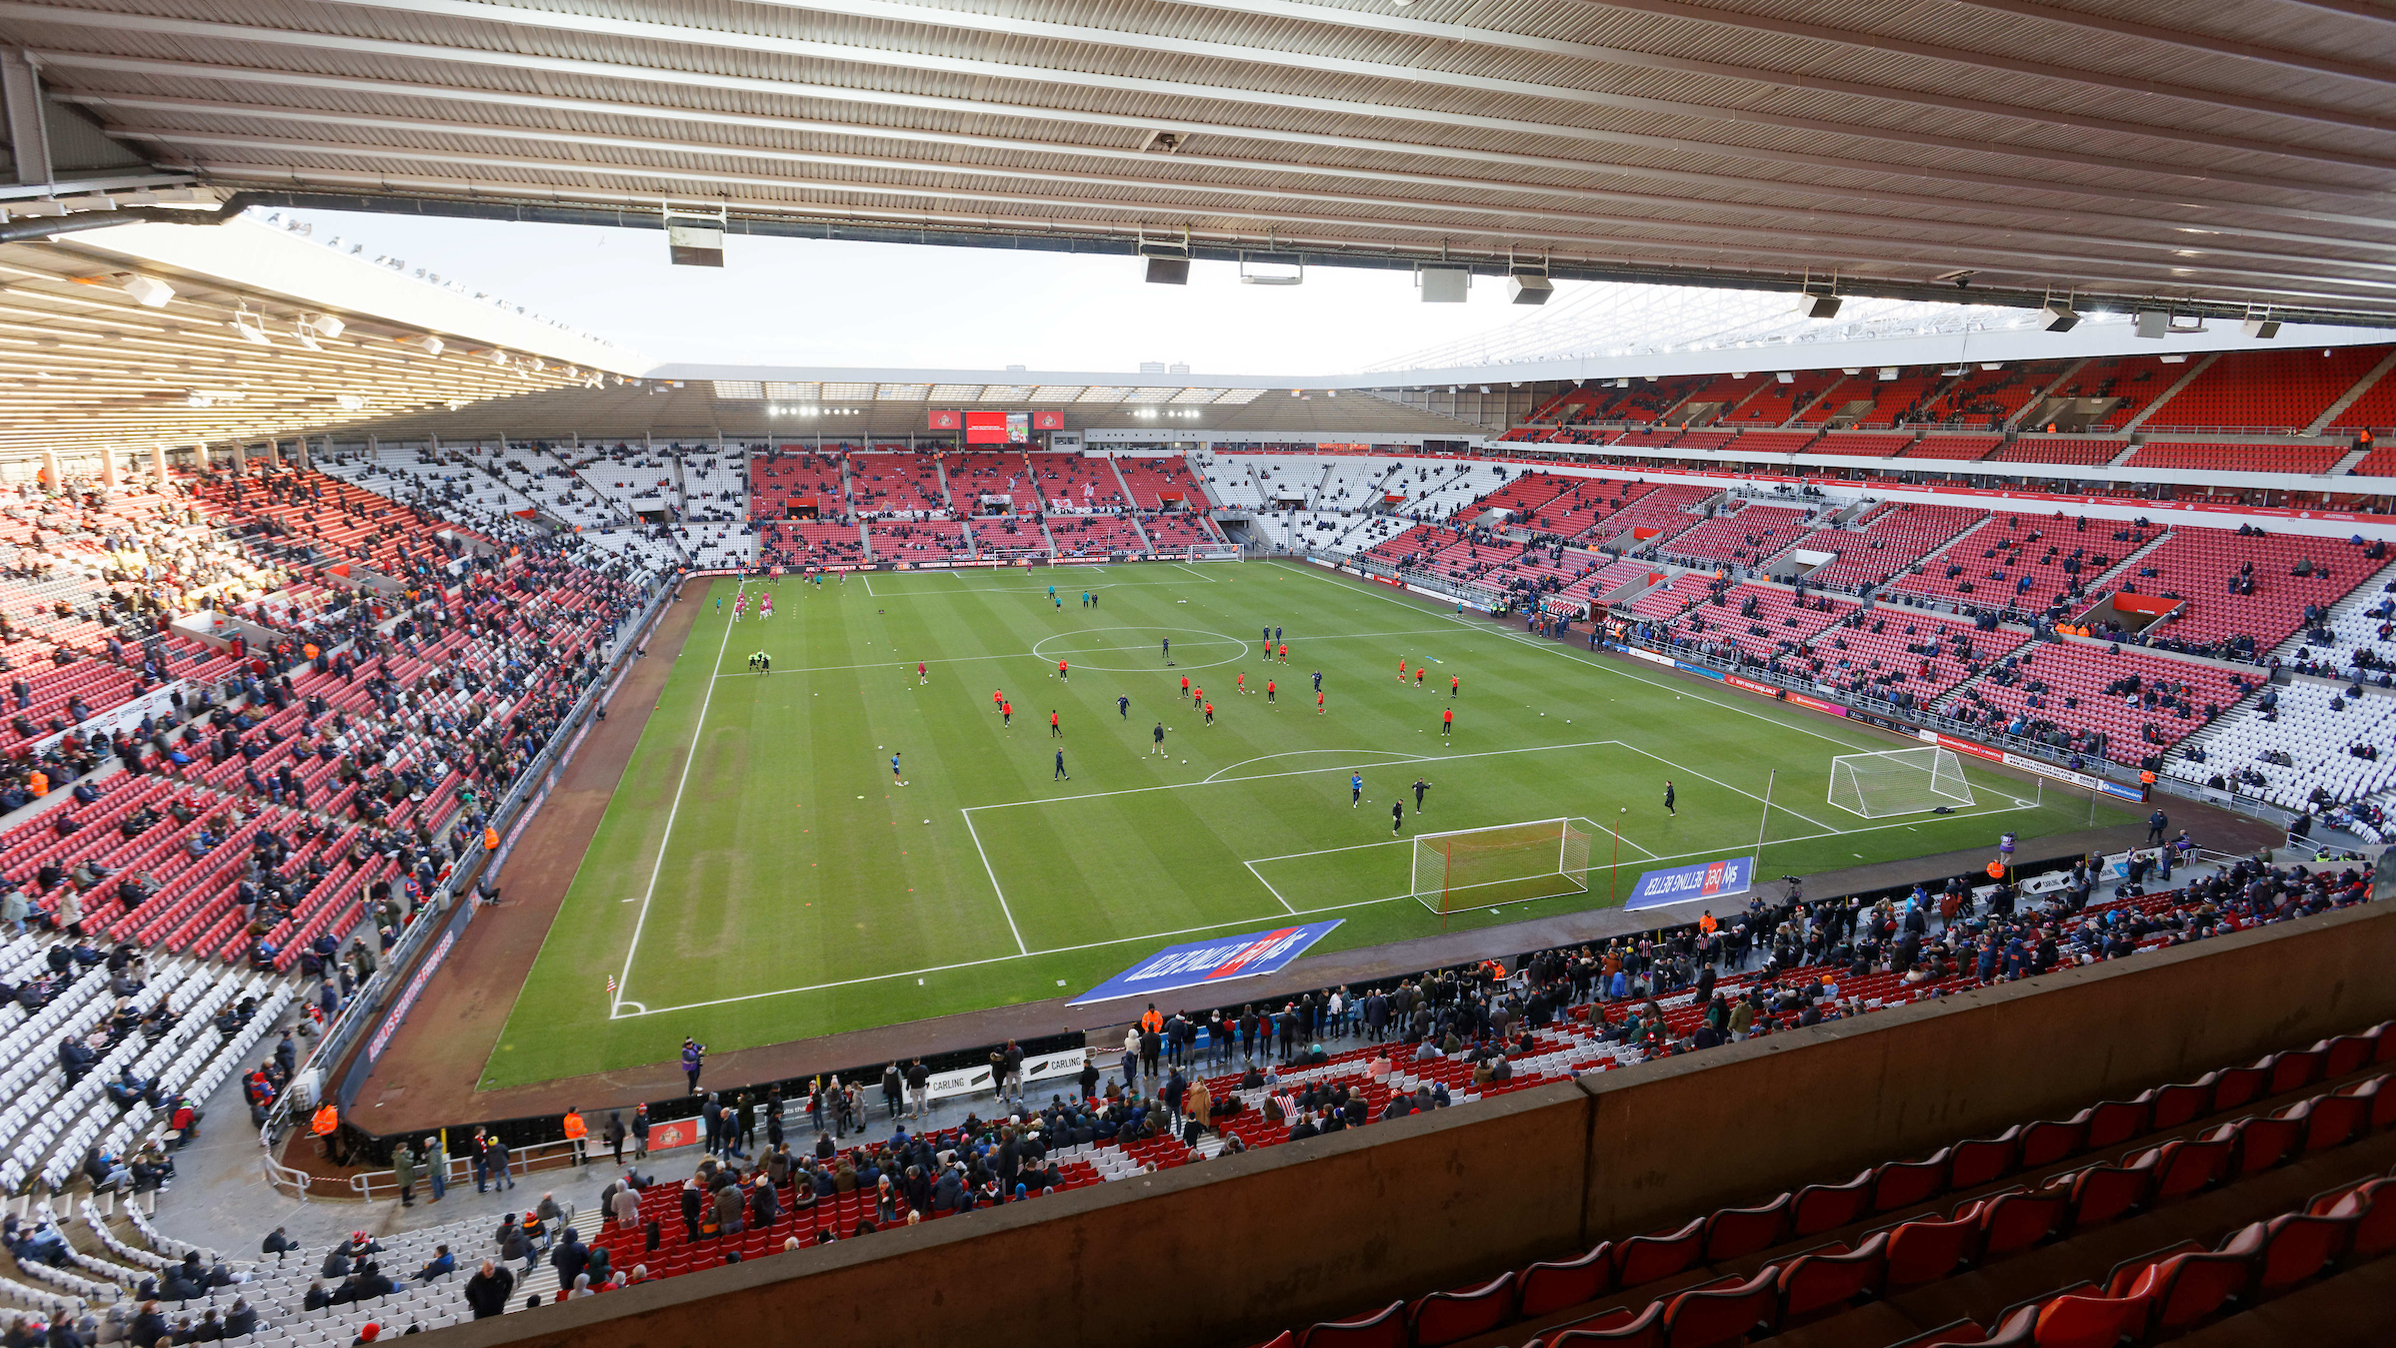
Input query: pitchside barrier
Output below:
<box><xmin>262</xmin><ymin>569</ymin><xmax>681</xmax><ymax>1164</ymax></box>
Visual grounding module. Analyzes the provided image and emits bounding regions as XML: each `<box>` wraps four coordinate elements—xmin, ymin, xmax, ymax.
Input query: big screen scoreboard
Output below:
<box><xmin>933</xmin><ymin>410</ymin><xmax>1067</xmax><ymax>442</ymax></box>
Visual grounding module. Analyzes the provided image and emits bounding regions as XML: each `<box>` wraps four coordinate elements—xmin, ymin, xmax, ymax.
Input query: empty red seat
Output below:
<box><xmin>1408</xmin><ymin>1273</ymin><xmax>1513</xmax><ymax>1348</ymax></box>
<box><xmin>1775</xmin><ymin>1234</ymin><xmax>1887</xmax><ymax>1324</ymax></box>
<box><xmin>1701</xmin><ymin>1195</ymin><xmax>1789</xmax><ymax>1262</ymax></box>
<box><xmin>2147</xmin><ymin>1078</ymin><xmax>2214</xmax><ymax>1131</ymax></box>
<box><xmin>2268</xmin><ymin>1049</ymin><xmax>2328</xmax><ymax>1097</ymax></box>
<box><xmin>1661</xmin><ymin>1266</ymin><xmax>1779</xmax><ymax>1348</ymax></box>
<box><xmin>2223</xmin><ymin>1115</ymin><xmax>2302</xmax><ymax>1177</ymax></box>
<box><xmin>2295</xmin><ymin>1092</ymin><xmax>2369</xmax><ymax>1153</ymax></box>
<box><xmin>2062</xmin><ymin>1156</ymin><xmax>2151</xmax><ymax>1228</ymax></box>
<box><xmin>1789</xmin><ymin>1171</ymin><xmax>1874</xmax><ymax>1237</ymax></box>
<box><xmin>2081</xmin><ymin>1100</ymin><xmax>2150</xmax><ymax>1150</ymax></box>
<box><xmin>1298</xmin><ymin>1300</ymin><xmax>1405</xmax><ymax>1348</ymax></box>
<box><xmin>2210</xmin><ymin>1064</ymin><xmax>2270</xmax><ymax>1112</ymax></box>
<box><xmin>1948</xmin><ymin>1129</ymin><xmax>2019</xmax><ymax>1189</ymax></box>
<box><xmin>1884</xmin><ymin>1203</ymin><xmax>1985</xmax><ymax>1289</ymax></box>
<box><xmin>1544</xmin><ymin>1301</ymin><xmax>1663</xmax><ymax>1347</ymax></box>
<box><xmin>2138</xmin><ymin>1137</ymin><xmax>2229</xmax><ymax>1204</ymax></box>
<box><xmin>2253</xmin><ymin>1213</ymin><xmax>2354</xmax><ymax>1297</ymax></box>
<box><xmin>1611</xmin><ymin>1218</ymin><xmax>1703</xmax><ymax>1288</ymax></box>
<box><xmin>1518</xmin><ymin>1245</ymin><xmax>1610</xmax><ymax>1318</ymax></box>
<box><xmin>2016</xmin><ymin>1114</ymin><xmax>2088</xmax><ymax>1170</ymax></box>
<box><xmin>2321</xmin><ymin>1034</ymin><xmax>2377</xmax><ymax>1078</ymax></box>
<box><xmin>1979</xmin><ymin>1190</ymin><xmax>2069</xmax><ymax>1261</ymax></box>
<box><xmin>2324</xmin><ymin>1178</ymin><xmax>2396</xmax><ymax>1259</ymax></box>
<box><xmin>2031</xmin><ymin>1289</ymin><xmax>2147</xmax><ymax>1348</ymax></box>
<box><xmin>1872</xmin><ymin>1149</ymin><xmax>1951</xmax><ymax>1213</ymax></box>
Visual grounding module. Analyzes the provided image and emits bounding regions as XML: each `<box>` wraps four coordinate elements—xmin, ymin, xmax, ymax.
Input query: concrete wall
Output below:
<box><xmin>431</xmin><ymin>903</ymin><xmax>2396</xmax><ymax>1348</ymax></box>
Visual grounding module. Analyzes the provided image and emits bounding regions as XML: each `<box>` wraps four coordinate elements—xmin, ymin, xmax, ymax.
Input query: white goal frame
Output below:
<box><xmin>1826</xmin><ymin>746</ymin><xmax>1975</xmax><ymax>819</ymax></box>
<box><xmin>1191</xmin><ymin>543</ymin><xmax>1244</xmax><ymax>561</ymax></box>
<box><xmin>1409</xmin><ymin>816</ymin><xmax>1595</xmax><ymax>915</ymax></box>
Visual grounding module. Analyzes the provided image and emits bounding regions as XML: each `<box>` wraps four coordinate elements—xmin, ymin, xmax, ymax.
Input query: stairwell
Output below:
<box><xmin>2005</xmin><ymin>358</ymin><xmax>2092</xmax><ymax>431</ymax></box>
<box><xmin>1104</xmin><ymin>455</ymin><xmax>1159</xmax><ymax>552</ymax></box>
<box><xmin>2307</xmin><ymin>346</ymin><xmax>2396</xmax><ymax>436</ymax></box>
<box><xmin>1780</xmin><ymin>376</ymin><xmax>1849</xmax><ymax>429</ymax></box>
<box><xmin>2120</xmin><ymin>352</ymin><xmax>2221</xmax><ymax>433</ymax></box>
<box><xmin>933</xmin><ymin>455</ymin><xmax>960</xmax><ymax>513</ymax></box>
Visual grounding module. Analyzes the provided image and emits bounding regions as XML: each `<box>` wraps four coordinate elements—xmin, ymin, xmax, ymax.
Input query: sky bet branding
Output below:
<box><xmin>1625</xmin><ymin>856</ymin><xmax>1757</xmax><ymax>911</ymax></box>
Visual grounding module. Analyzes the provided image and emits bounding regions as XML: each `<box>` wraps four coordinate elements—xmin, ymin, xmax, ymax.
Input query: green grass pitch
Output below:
<box><xmin>480</xmin><ymin>560</ymin><xmax>2131</xmax><ymax>1087</ymax></box>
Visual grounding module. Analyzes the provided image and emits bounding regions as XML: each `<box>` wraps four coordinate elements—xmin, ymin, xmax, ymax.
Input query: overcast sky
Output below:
<box><xmin>276</xmin><ymin>208</ymin><xmax>1557</xmax><ymax>377</ymax></box>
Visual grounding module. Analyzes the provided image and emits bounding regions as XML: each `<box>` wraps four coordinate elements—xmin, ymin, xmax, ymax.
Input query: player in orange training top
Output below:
<box><xmin>1397</xmin><ymin>658</ymin><xmax>1407</xmax><ymax>683</ymax></box>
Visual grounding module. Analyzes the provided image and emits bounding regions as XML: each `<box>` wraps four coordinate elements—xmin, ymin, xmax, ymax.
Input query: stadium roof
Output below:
<box><xmin>4</xmin><ymin>0</ymin><xmax>2396</xmax><ymax>326</ymax></box>
<box><xmin>0</xmin><ymin>213</ymin><xmax>644</xmax><ymax>455</ymax></box>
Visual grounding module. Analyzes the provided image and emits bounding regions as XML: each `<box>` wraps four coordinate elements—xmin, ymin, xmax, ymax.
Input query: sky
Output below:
<box><xmin>275</xmin><ymin>208</ymin><xmax>1558</xmax><ymax>377</ymax></box>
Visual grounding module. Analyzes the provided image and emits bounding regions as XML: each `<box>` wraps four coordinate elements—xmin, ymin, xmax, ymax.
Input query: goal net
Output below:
<box><xmin>1827</xmin><ymin>747</ymin><xmax>1975</xmax><ymax>818</ymax></box>
<box><xmin>1410</xmin><ymin>817</ymin><xmax>1594</xmax><ymax>915</ymax></box>
<box><xmin>1191</xmin><ymin>543</ymin><xmax>1244</xmax><ymax>561</ymax></box>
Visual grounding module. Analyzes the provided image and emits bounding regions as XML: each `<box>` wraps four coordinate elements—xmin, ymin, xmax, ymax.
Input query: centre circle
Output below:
<box><xmin>1030</xmin><ymin>627</ymin><xmax>1252</xmax><ymax>673</ymax></box>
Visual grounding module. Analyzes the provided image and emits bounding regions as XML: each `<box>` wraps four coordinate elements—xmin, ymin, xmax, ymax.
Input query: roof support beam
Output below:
<box><xmin>1</xmin><ymin>47</ymin><xmax>51</xmax><ymax>186</ymax></box>
<box><xmin>50</xmin><ymin>49</ymin><xmax>2396</xmax><ymax>241</ymax></box>
<box><xmin>8</xmin><ymin>0</ymin><xmax>2389</xmax><ymax>206</ymax></box>
<box><xmin>79</xmin><ymin>96</ymin><xmax>2396</xmax><ymax>280</ymax></box>
<box><xmin>1130</xmin><ymin>0</ymin><xmax>2396</xmax><ymax>141</ymax></box>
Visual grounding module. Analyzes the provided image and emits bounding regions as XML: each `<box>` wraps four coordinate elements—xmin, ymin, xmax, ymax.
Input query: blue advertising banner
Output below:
<box><xmin>1624</xmin><ymin>855</ymin><xmax>1757</xmax><ymax>912</ymax></box>
<box><xmin>1068</xmin><ymin>921</ymin><xmax>1344</xmax><ymax>1007</ymax></box>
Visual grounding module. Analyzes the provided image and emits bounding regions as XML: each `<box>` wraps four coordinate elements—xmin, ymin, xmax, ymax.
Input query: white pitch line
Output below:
<box><xmin>966</xmin><ymin>737</ymin><xmax>1626</xmax><ymax>812</ymax></box>
<box><xmin>1244</xmin><ymin>859</ymin><xmax>1299</xmax><ymax>915</ymax></box>
<box><xmin>611</xmin><ymin>794</ymin><xmax>2045</xmax><ymax>1019</ymax></box>
<box><xmin>706</xmin><ymin>626</ymin><xmax>1461</xmax><ymax>679</ymax></box>
<box><xmin>961</xmin><ymin>807</ymin><xmax>1029</xmax><ymax>954</ymax></box>
<box><xmin>1606</xmin><ymin>741</ymin><xmax>1839</xmax><ymax>834</ymax></box>
<box><xmin>1170</xmin><ymin>562</ymin><xmax>1218</xmax><ymax>582</ymax></box>
<box><xmin>614</xmin><ymin>577</ymin><xmax>745</xmax><ymax>1014</ymax></box>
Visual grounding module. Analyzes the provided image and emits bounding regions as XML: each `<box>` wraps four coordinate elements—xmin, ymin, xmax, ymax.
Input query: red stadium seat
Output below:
<box><xmin>1298</xmin><ymin>1300</ymin><xmax>1406</xmax><ymax>1348</ymax></box>
<box><xmin>1519</xmin><ymin>1245</ymin><xmax>1612</xmax><ymax>1318</ymax></box>
<box><xmin>1544</xmin><ymin>1301</ymin><xmax>1663</xmax><ymax>1347</ymax></box>
<box><xmin>1883</xmin><ymin>1203</ymin><xmax>1985</xmax><ymax>1289</ymax></box>
<box><xmin>1872</xmin><ymin>1149</ymin><xmax>1952</xmax><ymax>1213</ymax></box>
<box><xmin>1660</xmin><ymin>1266</ymin><xmax>1779</xmax><ymax>1348</ymax></box>
<box><xmin>1775</xmin><ymin>1234</ymin><xmax>1887</xmax><ymax>1324</ymax></box>
<box><xmin>1789</xmin><ymin>1171</ymin><xmax>1874</xmax><ymax>1238</ymax></box>
<box><xmin>1701</xmin><ymin>1195</ymin><xmax>1790</xmax><ymax>1262</ymax></box>
<box><xmin>1611</xmin><ymin>1218</ymin><xmax>1704</xmax><ymax>1288</ymax></box>
<box><xmin>1408</xmin><ymin>1272</ymin><xmax>1514</xmax><ymax>1348</ymax></box>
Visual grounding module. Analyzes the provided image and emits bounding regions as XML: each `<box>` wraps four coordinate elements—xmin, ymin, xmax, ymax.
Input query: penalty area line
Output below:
<box><xmin>611</xmin><ymin>794</ymin><xmax>2047</xmax><ymax>1020</ymax></box>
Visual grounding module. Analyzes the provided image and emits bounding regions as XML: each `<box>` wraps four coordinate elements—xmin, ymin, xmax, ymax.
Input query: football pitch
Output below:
<box><xmin>481</xmin><ymin>560</ymin><xmax>2131</xmax><ymax>1087</ymax></box>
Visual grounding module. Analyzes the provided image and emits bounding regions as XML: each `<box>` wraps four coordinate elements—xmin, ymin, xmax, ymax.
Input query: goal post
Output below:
<box><xmin>1410</xmin><ymin>817</ymin><xmax>1595</xmax><ymax>916</ymax></box>
<box><xmin>1826</xmin><ymin>746</ymin><xmax>1975</xmax><ymax>819</ymax></box>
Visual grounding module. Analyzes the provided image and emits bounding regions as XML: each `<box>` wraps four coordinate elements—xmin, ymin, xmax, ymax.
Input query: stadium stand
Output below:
<box><xmin>1902</xmin><ymin>435</ymin><xmax>2005</xmax><ymax>463</ymax></box>
<box><xmin>1652</xmin><ymin>502</ymin><xmax>1821</xmax><ymax>570</ymax></box>
<box><xmin>1944</xmin><ymin>642</ymin><xmax>2254</xmax><ymax>765</ymax></box>
<box><xmin>2139</xmin><ymin>346</ymin><xmax>2389</xmax><ymax>433</ymax></box>
<box><xmin>1045</xmin><ymin>514</ymin><xmax>1148</xmax><ymax>558</ymax></box>
<box><xmin>1776</xmin><ymin>503</ymin><xmax>1987</xmax><ymax>593</ymax></box>
<box><xmin>1022</xmin><ymin>453</ymin><xmax>1127</xmax><ymax>513</ymax></box>
<box><xmin>2123</xmin><ymin>441</ymin><xmax>2346</xmax><ymax>476</ymax></box>
<box><xmin>2086</xmin><ymin>530</ymin><xmax>2381</xmax><ymax>659</ymax></box>
<box><xmin>1892</xmin><ymin>515</ymin><xmax>2164</xmax><ymax>618</ymax></box>
<box><xmin>1112</xmin><ymin>456</ymin><xmax>1214</xmax><ymax>512</ymax></box>
<box><xmin>865</xmin><ymin>518</ymin><xmax>972</xmax><ymax>561</ymax></box>
<box><xmin>850</xmin><ymin>453</ymin><xmax>955</xmax><ymax>517</ymax></box>
<box><xmin>2168</xmin><ymin>679</ymin><xmax>2396</xmax><ymax>832</ymax></box>
<box><xmin>1984</xmin><ymin>436</ymin><xmax>2126</xmax><ymax>468</ymax></box>
<box><xmin>1190</xmin><ymin>452</ymin><xmax>1265</xmax><ymax>511</ymax></box>
<box><xmin>1260</xmin><ymin>1017</ymin><xmax>2396</xmax><ymax>1348</ymax></box>
<box><xmin>1912</xmin><ymin>362</ymin><xmax>2055</xmax><ymax>430</ymax></box>
<box><xmin>1807</xmin><ymin>431</ymin><xmax>1916</xmax><ymax>459</ymax></box>
<box><xmin>755</xmin><ymin>522</ymin><xmax>863</xmax><ymax>569</ymax></box>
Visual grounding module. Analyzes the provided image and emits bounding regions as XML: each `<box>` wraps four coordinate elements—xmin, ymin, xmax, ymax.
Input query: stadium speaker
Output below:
<box><xmin>2134</xmin><ymin>310</ymin><xmax>2168</xmax><ymax>339</ymax></box>
<box><xmin>2243</xmin><ymin>317</ymin><xmax>2282</xmax><ymax>339</ymax></box>
<box><xmin>2039</xmin><ymin>301</ymin><xmax>2081</xmax><ymax>333</ymax></box>
<box><xmin>666</xmin><ymin>222</ymin><xmax>725</xmax><ymax>268</ymax></box>
<box><xmin>1419</xmin><ymin>267</ymin><xmax>1469</xmax><ymax>303</ymax></box>
<box><xmin>1801</xmin><ymin>293</ymin><xmax>1841</xmax><ymax>319</ymax></box>
<box><xmin>1144</xmin><ymin>256</ymin><xmax>1190</xmax><ymax>285</ymax></box>
<box><xmin>1507</xmin><ymin>273</ymin><xmax>1553</xmax><ymax>305</ymax></box>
